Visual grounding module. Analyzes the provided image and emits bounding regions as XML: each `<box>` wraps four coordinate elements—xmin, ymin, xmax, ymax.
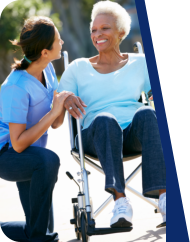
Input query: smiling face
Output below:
<box><xmin>44</xmin><ymin>27</ymin><xmax>64</xmax><ymax>62</ymax></box>
<box><xmin>91</xmin><ymin>14</ymin><xmax>124</xmax><ymax>53</ymax></box>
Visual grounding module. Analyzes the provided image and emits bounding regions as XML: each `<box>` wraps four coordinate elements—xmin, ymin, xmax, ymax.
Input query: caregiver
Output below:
<box><xmin>0</xmin><ymin>16</ymin><xmax>74</xmax><ymax>242</ymax></box>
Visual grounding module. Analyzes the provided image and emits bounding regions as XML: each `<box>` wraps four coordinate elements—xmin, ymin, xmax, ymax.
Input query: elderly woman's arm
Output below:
<box><xmin>57</xmin><ymin>59</ymin><xmax>88</xmax><ymax>119</ymax></box>
<box><xmin>64</xmin><ymin>95</ymin><xmax>87</xmax><ymax>119</ymax></box>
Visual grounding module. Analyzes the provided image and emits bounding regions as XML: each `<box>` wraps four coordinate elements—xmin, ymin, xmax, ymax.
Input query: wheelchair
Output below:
<box><xmin>64</xmin><ymin>42</ymin><xmax>159</xmax><ymax>241</ymax></box>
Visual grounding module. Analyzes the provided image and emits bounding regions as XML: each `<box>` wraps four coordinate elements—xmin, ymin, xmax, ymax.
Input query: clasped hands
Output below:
<box><xmin>52</xmin><ymin>91</ymin><xmax>87</xmax><ymax>120</ymax></box>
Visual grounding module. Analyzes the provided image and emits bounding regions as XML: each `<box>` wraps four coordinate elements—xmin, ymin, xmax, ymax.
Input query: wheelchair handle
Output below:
<box><xmin>66</xmin><ymin>171</ymin><xmax>81</xmax><ymax>192</ymax></box>
<box><xmin>66</xmin><ymin>171</ymin><xmax>73</xmax><ymax>180</ymax></box>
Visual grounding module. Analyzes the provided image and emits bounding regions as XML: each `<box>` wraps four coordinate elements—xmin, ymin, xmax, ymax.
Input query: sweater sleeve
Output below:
<box><xmin>57</xmin><ymin>60</ymin><xmax>78</xmax><ymax>95</ymax></box>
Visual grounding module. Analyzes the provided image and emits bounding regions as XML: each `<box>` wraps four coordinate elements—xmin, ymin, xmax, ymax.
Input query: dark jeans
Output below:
<box><xmin>76</xmin><ymin>106</ymin><xmax>166</xmax><ymax>199</ymax></box>
<box><xmin>0</xmin><ymin>146</ymin><xmax>60</xmax><ymax>242</ymax></box>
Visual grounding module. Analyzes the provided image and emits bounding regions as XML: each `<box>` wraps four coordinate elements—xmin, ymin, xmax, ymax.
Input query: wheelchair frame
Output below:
<box><xmin>64</xmin><ymin>42</ymin><xmax>159</xmax><ymax>241</ymax></box>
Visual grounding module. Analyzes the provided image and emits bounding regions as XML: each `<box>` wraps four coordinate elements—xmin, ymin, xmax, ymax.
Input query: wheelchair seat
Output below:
<box><xmin>72</xmin><ymin>147</ymin><xmax>142</xmax><ymax>162</ymax></box>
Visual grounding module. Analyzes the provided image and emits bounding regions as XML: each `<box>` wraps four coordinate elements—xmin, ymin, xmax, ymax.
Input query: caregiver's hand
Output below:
<box><xmin>51</xmin><ymin>91</ymin><xmax>74</xmax><ymax>117</ymax></box>
<box><xmin>64</xmin><ymin>95</ymin><xmax>87</xmax><ymax>119</ymax></box>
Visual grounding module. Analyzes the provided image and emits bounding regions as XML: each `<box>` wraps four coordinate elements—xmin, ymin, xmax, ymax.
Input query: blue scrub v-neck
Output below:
<box><xmin>22</xmin><ymin>69</ymin><xmax>52</xmax><ymax>101</ymax></box>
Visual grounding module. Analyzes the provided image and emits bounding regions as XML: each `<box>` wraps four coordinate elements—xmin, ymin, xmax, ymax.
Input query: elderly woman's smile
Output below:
<box><xmin>91</xmin><ymin>14</ymin><xmax>121</xmax><ymax>51</ymax></box>
<box><xmin>96</xmin><ymin>39</ymin><xmax>107</xmax><ymax>44</ymax></box>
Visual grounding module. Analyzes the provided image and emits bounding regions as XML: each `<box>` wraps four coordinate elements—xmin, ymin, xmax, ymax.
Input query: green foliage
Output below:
<box><xmin>81</xmin><ymin>0</ymin><xmax>96</xmax><ymax>20</ymax></box>
<box><xmin>0</xmin><ymin>0</ymin><xmax>61</xmax><ymax>52</ymax></box>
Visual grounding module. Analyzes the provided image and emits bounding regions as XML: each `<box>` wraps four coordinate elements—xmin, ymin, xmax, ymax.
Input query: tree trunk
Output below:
<box><xmin>0</xmin><ymin>50</ymin><xmax>14</xmax><ymax>84</ymax></box>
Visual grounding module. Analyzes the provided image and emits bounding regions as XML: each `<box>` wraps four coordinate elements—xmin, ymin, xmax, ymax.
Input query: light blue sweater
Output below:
<box><xmin>58</xmin><ymin>53</ymin><xmax>151</xmax><ymax>130</ymax></box>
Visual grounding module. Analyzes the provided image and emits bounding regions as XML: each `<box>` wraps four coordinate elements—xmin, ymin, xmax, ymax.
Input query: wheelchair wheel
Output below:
<box><xmin>73</xmin><ymin>204</ymin><xmax>81</xmax><ymax>240</ymax></box>
<box><xmin>81</xmin><ymin>211</ymin><xmax>88</xmax><ymax>242</ymax></box>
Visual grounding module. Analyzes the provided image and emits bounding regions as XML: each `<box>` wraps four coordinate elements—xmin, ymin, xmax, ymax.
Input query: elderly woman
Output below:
<box><xmin>58</xmin><ymin>1</ymin><xmax>166</xmax><ymax>228</ymax></box>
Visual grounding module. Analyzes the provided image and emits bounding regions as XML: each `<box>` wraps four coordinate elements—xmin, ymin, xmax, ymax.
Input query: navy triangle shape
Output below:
<box><xmin>135</xmin><ymin>0</ymin><xmax>189</xmax><ymax>241</ymax></box>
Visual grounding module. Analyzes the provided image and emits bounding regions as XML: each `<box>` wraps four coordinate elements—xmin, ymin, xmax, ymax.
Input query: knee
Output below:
<box><xmin>134</xmin><ymin>106</ymin><xmax>156</xmax><ymax>124</ymax></box>
<box><xmin>93</xmin><ymin>112</ymin><xmax>121</xmax><ymax>131</ymax></box>
<box><xmin>94</xmin><ymin>112</ymin><xmax>117</xmax><ymax>121</ymax></box>
<box><xmin>37</xmin><ymin>149</ymin><xmax>60</xmax><ymax>175</ymax></box>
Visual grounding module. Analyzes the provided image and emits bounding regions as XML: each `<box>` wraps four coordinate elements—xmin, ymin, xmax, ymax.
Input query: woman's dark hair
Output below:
<box><xmin>11</xmin><ymin>16</ymin><xmax>55</xmax><ymax>70</ymax></box>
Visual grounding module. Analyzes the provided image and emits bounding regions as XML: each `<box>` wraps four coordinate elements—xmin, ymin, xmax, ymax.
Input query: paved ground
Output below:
<box><xmin>0</xmin><ymin>117</ymin><xmax>166</xmax><ymax>242</ymax></box>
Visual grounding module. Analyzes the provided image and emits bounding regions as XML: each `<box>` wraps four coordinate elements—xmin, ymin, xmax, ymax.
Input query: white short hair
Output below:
<box><xmin>90</xmin><ymin>0</ymin><xmax>131</xmax><ymax>42</ymax></box>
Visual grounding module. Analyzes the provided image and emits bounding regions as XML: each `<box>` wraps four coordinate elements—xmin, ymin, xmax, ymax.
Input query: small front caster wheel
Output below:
<box><xmin>81</xmin><ymin>211</ymin><xmax>88</xmax><ymax>242</ymax></box>
<box><xmin>73</xmin><ymin>204</ymin><xmax>81</xmax><ymax>240</ymax></box>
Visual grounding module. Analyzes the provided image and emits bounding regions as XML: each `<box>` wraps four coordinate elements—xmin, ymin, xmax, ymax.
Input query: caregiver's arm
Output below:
<box><xmin>51</xmin><ymin>91</ymin><xmax>74</xmax><ymax>129</ymax></box>
<box><xmin>9</xmin><ymin>91</ymin><xmax>72</xmax><ymax>153</ymax></box>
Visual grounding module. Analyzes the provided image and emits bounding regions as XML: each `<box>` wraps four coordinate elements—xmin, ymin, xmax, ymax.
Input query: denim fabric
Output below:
<box><xmin>0</xmin><ymin>146</ymin><xmax>60</xmax><ymax>242</ymax></box>
<box><xmin>76</xmin><ymin>106</ymin><xmax>166</xmax><ymax>200</ymax></box>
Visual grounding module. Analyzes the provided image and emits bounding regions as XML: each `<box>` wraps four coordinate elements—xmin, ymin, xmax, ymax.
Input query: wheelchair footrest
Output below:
<box><xmin>87</xmin><ymin>226</ymin><xmax>132</xmax><ymax>236</ymax></box>
<box><xmin>156</xmin><ymin>222</ymin><xmax>166</xmax><ymax>228</ymax></box>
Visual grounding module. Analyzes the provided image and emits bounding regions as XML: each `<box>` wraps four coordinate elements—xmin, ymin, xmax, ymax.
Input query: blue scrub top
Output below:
<box><xmin>0</xmin><ymin>62</ymin><xmax>58</xmax><ymax>150</ymax></box>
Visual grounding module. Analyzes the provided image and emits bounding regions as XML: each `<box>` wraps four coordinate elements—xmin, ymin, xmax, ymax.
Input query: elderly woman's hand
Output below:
<box><xmin>64</xmin><ymin>95</ymin><xmax>87</xmax><ymax>119</ymax></box>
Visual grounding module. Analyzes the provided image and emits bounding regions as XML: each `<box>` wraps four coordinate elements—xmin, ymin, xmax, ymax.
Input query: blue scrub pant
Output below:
<box><xmin>0</xmin><ymin>146</ymin><xmax>60</xmax><ymax>242</ymax></box>
<box><xmin>77</xmin><ymin>106</ymin><xmax>166</xmax><ymax>199</ymax></box>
